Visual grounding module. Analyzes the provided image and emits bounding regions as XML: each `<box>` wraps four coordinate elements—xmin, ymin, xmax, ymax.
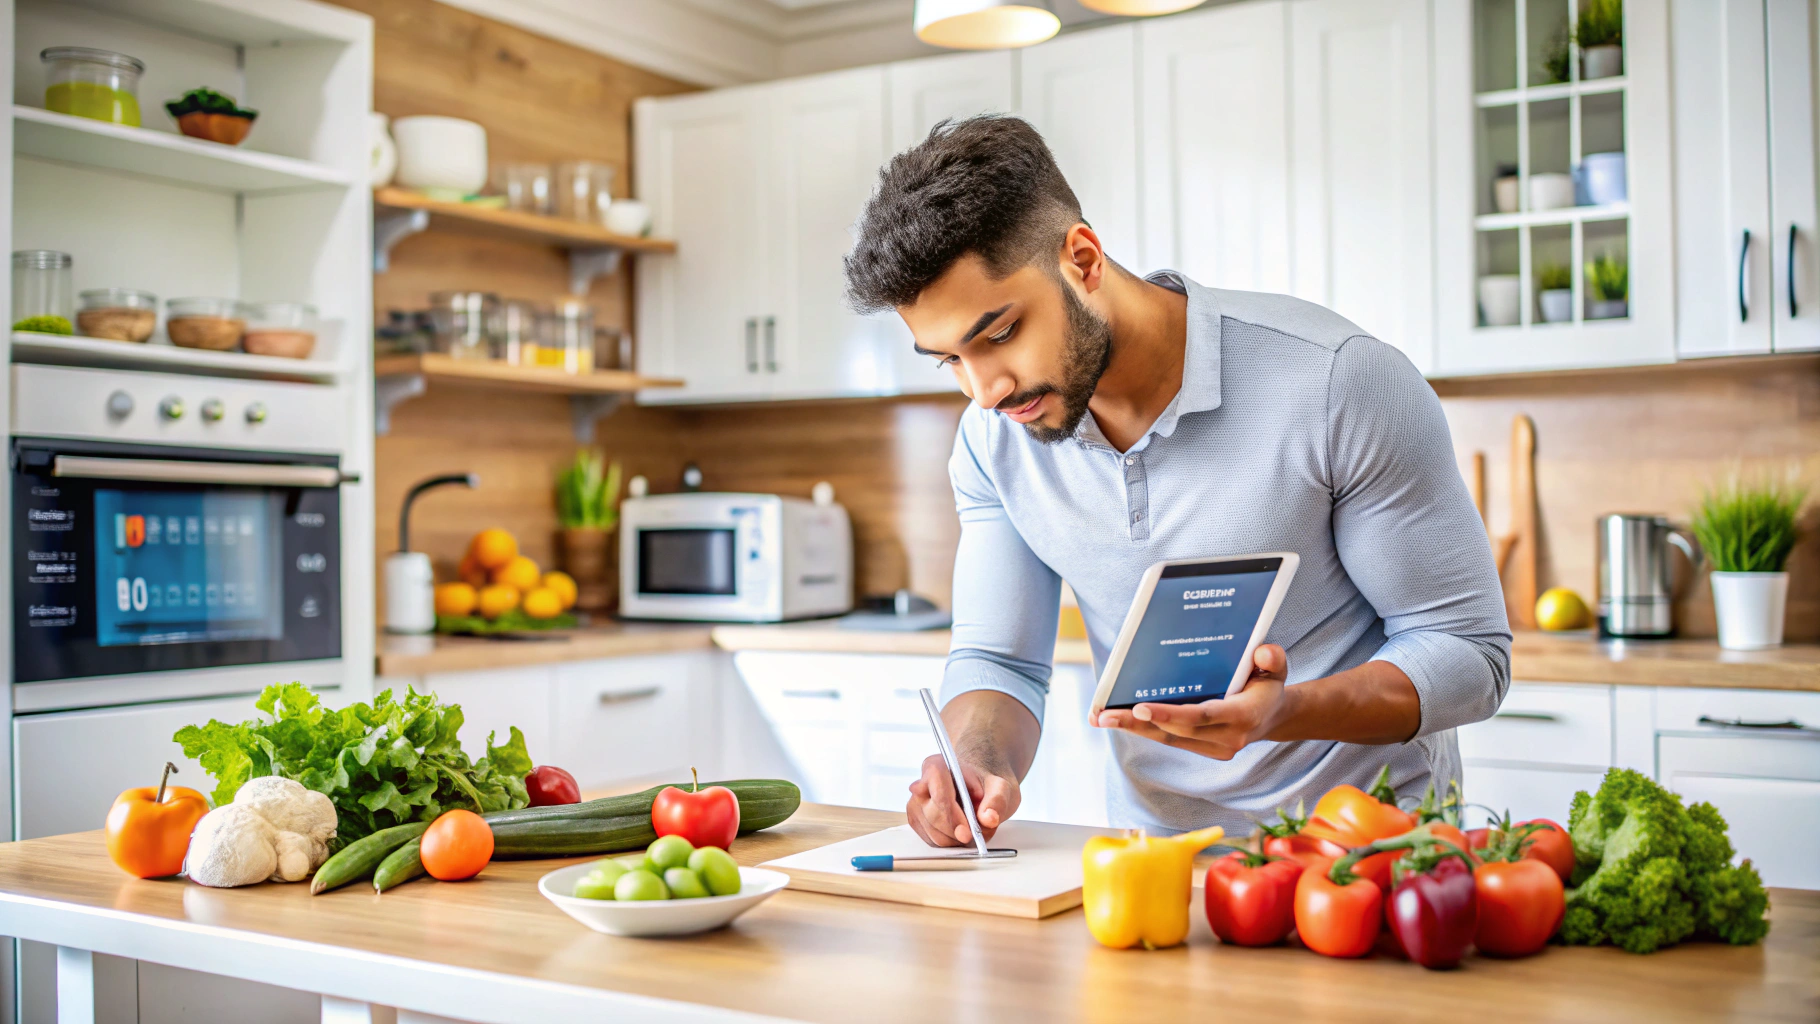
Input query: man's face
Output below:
<box><xmin>899</xmin><ymin>253</ymin><xmax>1112</xmax><ymax>444</ymax></box>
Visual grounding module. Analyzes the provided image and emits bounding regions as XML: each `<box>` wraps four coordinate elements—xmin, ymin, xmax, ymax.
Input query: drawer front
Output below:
<box><xmin>866</xmin><ymin>725</ymin><xmax>933</xmax><ymax>772</ymax></box>
<box><xmin>1460</xmin><ymin>763</ymin><xmax>1607</xmax><ymax>829</ymax></box>
<box><xmin>419</xmin><ymin>666</ymin><xmax>556</xmax><ymax>768</ymax></box>
<box><xmin>552</xmin><ymin>655</ymin><xmax>702</xmax><ymax>789</ymax></box>
<box><xmin>1658</xmin><ymin>732</ymin><xmax>1820</xmax><ymax>783</ymax></box>
<box><xmin>1659</xmin><ymin>772</ymin><xmax>1820</xmax><ymax>890</ymax></box>
<box><xmin>862</xmin><ymin>771</ymin><xmax>919</xmax><ymax>813</ymax></box>
<box><xmin>1655</xmin><ymin>687</ymin><xmax>1820</xmax><ymax>734</ymax></box>
<box><xmin>774</xmin><ymin>721</ymin><xmax>862</xmax><ymax>806</ymax></box>
<box><xmin>1457</xmin><ymin>683</ymin><xmax>1614</xmax><ymax>767</ymax></box>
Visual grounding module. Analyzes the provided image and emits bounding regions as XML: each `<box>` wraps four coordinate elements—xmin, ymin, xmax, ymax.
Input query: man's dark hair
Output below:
<box><xmin>845</xmin><ymin>115</ymin><xmax>1083</xmax><ymax>314</ymax></box>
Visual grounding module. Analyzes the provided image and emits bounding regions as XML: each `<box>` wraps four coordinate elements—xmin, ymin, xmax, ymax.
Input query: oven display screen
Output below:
<box><xmin>638</xmin><ymin>528</ymin><xmax>737</xmax><ymax>596</ymax></box>
<box><xmin>92</xmin><ymin>489</ymin><xmax>284</xmax><ymax>646</ymax></box>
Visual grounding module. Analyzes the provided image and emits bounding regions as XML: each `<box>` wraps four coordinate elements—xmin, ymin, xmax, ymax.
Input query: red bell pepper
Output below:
<box><xmin>1385</xmin><ymin>842</ymin><xmax>1480</xmax><ymax>969</ymax></box>
<box><xmin>1204</xmin><ymin>850</ymin><xmax>1304</xmax><ymax>947</ymax></box>
<box><xmin>1256</xmin><ymin>800</ymin><xmax>1349</xmax><ymax>868</ymax></box>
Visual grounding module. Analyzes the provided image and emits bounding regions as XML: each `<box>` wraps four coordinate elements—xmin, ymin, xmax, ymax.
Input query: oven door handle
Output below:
<box><xmin>52</xmin><ymin>456</ymin><xmax>347</xmax><ymax>488</ymax></box>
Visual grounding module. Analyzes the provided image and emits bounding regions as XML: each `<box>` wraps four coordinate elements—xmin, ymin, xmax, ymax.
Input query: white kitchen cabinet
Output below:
<box><xmin>550</xmin><ymin>653</ymin><xmax>717</xmax><ymax>790</ymax></box>
<box><xmin>1461</xmin><ymin>763</ymin><xmax>1609</xmax><ymax>829</ymax></box>
<box><xmin>1456</xmin><ymin>681</ymin><xmax>1615</xmax><ymax>827</ymax></box>
<box><xmin>1138</xmin><ymin>1</ymin><xmax>1292</xmax><ymax>294</ymax></box>
<box><xmin>1290</xmin><ymin>0</ymin><xmax>1435</xmax><ymax>373</ymax></box>
<box><xmin>1017</xmin><ymin>23</ymin><xmax>1143</xmax><ymax>270</ymax></box>
<box><xmin>411</xmin><ymin>666</ymin><xmax>555</xmax><ymax>766</ymax></box>
<box><xmin>1431</xmin><ymin>0</ymin><xmax>1674</xmax><ymax>375</ymax></box>
<box><xmin>1672</xmin><ymin>0</ymin><xmax>1820</xmax><ymax>357</ymax></box>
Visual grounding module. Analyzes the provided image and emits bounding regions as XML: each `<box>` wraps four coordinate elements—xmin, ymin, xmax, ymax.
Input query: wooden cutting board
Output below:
<box><xmin>759</xmin><ymin>820</ymin><xmax>1118</xmax><ymax>919</ymax></box>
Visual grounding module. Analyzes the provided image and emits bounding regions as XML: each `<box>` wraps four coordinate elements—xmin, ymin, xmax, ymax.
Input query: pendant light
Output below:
<box><xmin>1077</xmin><ymin>0</ymin><xmax>1207</xmax><ymax>14</ymax></box>
<box><xmin>913</xmin><ymin>0</ymin><xmax>1060</xmax><ymax>50</ymax></box>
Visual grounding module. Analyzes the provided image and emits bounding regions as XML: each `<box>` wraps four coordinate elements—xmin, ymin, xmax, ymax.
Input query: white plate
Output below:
<box><xmin>537</xmin><ymin>863</ymin><xmax>788</xmax><ymax>937</ymax></box>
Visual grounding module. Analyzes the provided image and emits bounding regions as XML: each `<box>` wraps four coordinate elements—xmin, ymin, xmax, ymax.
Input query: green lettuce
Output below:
<box><xmin>175</xmin><ymin>683</ymin><xmax>532</xmax><ymax>848</ymax></box>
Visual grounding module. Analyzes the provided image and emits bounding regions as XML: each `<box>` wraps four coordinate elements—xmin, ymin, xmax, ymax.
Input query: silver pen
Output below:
<box><xmin>919</xmin><ymin>687</ymin><xmax>991</xmax><ymax>858</ymax></box>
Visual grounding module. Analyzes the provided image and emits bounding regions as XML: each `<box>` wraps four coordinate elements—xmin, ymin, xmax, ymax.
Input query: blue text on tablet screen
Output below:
<box><xmin>1112</xmin><ymin>569</ymin><xmax>1277</xmax><ymax>705</ymax></box>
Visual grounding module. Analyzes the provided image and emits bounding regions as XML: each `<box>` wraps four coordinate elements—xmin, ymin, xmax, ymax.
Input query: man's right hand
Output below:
<box><xmin>906</xmin><ymin>754</ymin><xmax>1021</xmax><ymax>847</ymax></box>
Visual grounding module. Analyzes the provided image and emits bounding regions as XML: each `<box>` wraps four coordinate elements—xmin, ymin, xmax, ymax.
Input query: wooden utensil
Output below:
<box><xmin>1507</xmin><ymin>415</ymin><xmax>1539</xmax><ymax>628</ymax></box>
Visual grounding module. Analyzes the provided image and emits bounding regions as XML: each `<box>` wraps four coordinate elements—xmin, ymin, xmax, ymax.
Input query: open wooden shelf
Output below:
<box><xmin>373</xmin><ymin>187</ymin><xmax>675</xmax><ymax>252</ymax></box>
<box><xmin>373</xmin><ymin>353</ymin><xmax>683</xmax><ymax>441</ymax></box>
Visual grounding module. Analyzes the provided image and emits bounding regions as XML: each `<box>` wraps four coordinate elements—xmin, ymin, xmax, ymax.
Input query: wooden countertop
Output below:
<box><xmin>376</xmin><ymin>621</ymin><xmax>714</xmax><ymax>677</ymax></box>
<box><xmin>0</xmin><ymin>804</ymin><xmax>1811</xmax><ymax>1023</ymax></box>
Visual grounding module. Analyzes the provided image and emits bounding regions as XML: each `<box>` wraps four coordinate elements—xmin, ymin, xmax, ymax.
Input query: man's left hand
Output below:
<box><xmin>1094</xmin><ymin>644</ymin><xmax>1289</xmax><ymax>760</ymax></box>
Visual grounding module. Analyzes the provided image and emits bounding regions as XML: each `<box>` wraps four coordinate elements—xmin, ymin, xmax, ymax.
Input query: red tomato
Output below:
<box><xmin>1351</xmin><ymin>850</ymin><xmax>1400</xmax><ymax>893</ymax></box>
<box><xmin>1262</xmin><ymin>833</ymin><xmax>1349</xmax><ymax>869</ymax></box>
<box><xmin>1204</xmin><ymin>853</ymin><xmax>1304</xmax><ymax>947</ymax></box>
<box><xmin>1294</xmin><ymin>857</ymin><xmax>1382</xmax><ymax>958</ymax></box>
<box><xmin>1474</xmin><ymin>859</ymin><xmax>1565</xmax><ymax>957</ymax></box>
<box><xmin>1516</xmin><ymin>819</ymin><xmax>1574</xmax><ymax>882</ymax></box>
<box><xmin>525</xmin><ymin>765</ymin><xmax>580</xmax><ymax>807</ymax></box>
<box><xmin>651</xmin><ymin>770</ymin><xmax>740</xmax><ymax>849</ymax></box>
<box><xmin>420</xmin><ymin>809</ymin><xmax>493</xmax><ymax>881</ymax></box>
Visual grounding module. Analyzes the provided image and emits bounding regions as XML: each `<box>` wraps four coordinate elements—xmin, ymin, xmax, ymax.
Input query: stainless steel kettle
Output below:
<box><xmin>1596</xmin><ymin>514</ymin><xmax>1703</xmax><ymax>637</ymax></box>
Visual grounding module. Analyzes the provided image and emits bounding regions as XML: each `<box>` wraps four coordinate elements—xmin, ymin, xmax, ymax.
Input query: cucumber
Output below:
<box><xmin>373</xmin><ymin>836</ymin><xmax>426</xmax><ymax>893</ymax></box>
<box><xmin>311</xmin><ymin>821</ymin><xmax>429</xmax><ymax>895</ymax></box>
<box><xmin>478</xmin><ymin>778</ymin><xmax>798</xmax><ymax>830</ymax></box>
<box><xmin>490</xmin><ymin>814</ymin><xmax>657</xmax><ymax>859</ymax></box>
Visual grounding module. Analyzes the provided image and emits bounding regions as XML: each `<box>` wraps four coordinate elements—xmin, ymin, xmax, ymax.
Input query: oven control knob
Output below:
<box><xmin>106</xmin><ymin>390</ymin><xmax>134</xmax><ymax>419</ymax></box>
<box><xmin>245</xmin><ymin>402</ymin><xmax>268</xmax><ymax>424</ymax></box>
<box><xmin>159</xmin><ymin>396</ymin><xmax>185</xmax><ymax>421</ymax></box>
<box><xmin>200</xmin><ymin>398</ymin><xmax>225</xmax><ymax>422</ymax></box>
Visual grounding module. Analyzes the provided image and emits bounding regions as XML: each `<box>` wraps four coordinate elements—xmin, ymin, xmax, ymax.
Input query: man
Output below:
<box><xmin>844</xmin><ymin>116</ymin><xmax>1510</xmax><ymax>845</ymax></box>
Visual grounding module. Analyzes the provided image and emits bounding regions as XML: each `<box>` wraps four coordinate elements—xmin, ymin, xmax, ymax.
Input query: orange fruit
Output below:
<box><xmin>470</xmin><ymin>528</ymin><xmax>518</xmax><ymax>570</ymax></box>
<box><xmin>492</xmin><ymin>555</ymin><xmax>541</xmax><ymax>591</ymax></box>
<box><xmin>433</xmin><ymin>582</ymin><xmax>477</xmax><ymax>617</ymax></box>
<box><xmin>457</xmin><ymin>549</ymin><xmax>488</xmax><ymax>588</ymax></box>
<box><xmin>521</xmin><ymin>586</ymin><xmax>563</xmax><ymax>620</ymax></box>
<box><xmin>541</xmin><ymin>571</ymin><xmax>578</xmax><ymax>610</ymax></box>
<box><xmin>476</xmin><ymin>584</ymin><xmax>519</xmax><ymax>619</ymax></box>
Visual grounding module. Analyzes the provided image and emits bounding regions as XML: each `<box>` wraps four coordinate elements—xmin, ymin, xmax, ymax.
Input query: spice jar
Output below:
<box><xmin>166</xmin><ymin>297</ymin><xmax>246</xmax><ymax>351</ymax></box>
<box><xmin>499</xmin><ymin>163</ymin><xmax>553</xmax><ymax>215</ymax></box>
<box><xmin>554</xmin><ymin>161</ymin><xmax>614</xmax><ymax>224</ymax></box>
<box><xmin>77</xmin><ymin>288</ymin><xmax>157</xmax><ymax>342</ymax></box>
<box><xmin>12</xmin><ymin>250</ymin><xmax>74</xmax><ymax>331</ymax></box>
<box><xmin>500</xmin><ymin>299</ymin><xmax>545</xmax><ymax>365</ymax></box>
<box><xmin>428</xmin><ymin>291</ymin><xmax>501</xmax><ymax>361</ymax></box>
<box><xmin>42</xmin><ymin>48</ymin><xmax>144</xmax><ymax>127</ymax></box>
<box><xmin>535</xmin><ymin>299</ymin><xmax>594</xmax><ymax>373</ymax></box>
<box><xmin>244</xmin><ymin>301</ymin><xmax>317</xmax><ymax>359</ymax></box>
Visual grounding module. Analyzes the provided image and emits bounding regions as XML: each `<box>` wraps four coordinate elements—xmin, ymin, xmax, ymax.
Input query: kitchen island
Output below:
<box><xmin>0</xmin><ymin>804</ymin><xmax>1812</xmax><ymax>1024</ymax></box>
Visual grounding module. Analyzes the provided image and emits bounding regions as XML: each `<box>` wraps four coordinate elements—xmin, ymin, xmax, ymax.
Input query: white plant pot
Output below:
<box><xmin>1493</xmin><ymin>174</ymin><xmax>1520</xmax><ymax>214</ymax></box>
<box><xmin>393</xmin><ymin>115</ymin><xmax>488</xmax><ymax>194</ymax></box>
<box><xmin>1588</xmin><ymin>297</ymin><xmax>1628</xmax><ymax>320</ymax></box>
<box><xmin>1479</xmin><ymin>274</ymin><xmax>1522</xmax><ymax>326</ymax></box>
<box><xmin>1711</xmin><ymin>571</ymin><xmax>1789</xmax><ymax>650</ymax></box>
<box><xmin>1539</xmin><ymin>288</ymin><xmax>1573</xmax><ymax>323</ymax></box>
<box><xmin>1529</xmin><ymin>172</ymin><xmax>1577</xmax><ymax>211</ymax></box>
<box><xmin>1582</xmin><ymin>44</ymin><xmax>1623</xmax><ymax>80</ymax></box>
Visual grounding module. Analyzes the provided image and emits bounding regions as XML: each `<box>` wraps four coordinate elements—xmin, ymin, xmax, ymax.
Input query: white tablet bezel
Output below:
<box><xmin>1088</xmin><ymin>552</ymin><xmax>1300</xmax><ymax>718</ymax></box>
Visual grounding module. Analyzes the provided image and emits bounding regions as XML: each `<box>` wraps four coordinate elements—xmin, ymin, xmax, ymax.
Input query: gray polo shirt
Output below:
<box><xmin>940</xmin><ymin>270</ymin><xmax>1511</xmax><ymax>835</ymax></box>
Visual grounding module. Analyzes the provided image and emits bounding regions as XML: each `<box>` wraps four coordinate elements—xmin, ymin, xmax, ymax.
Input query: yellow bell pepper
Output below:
<box><xmin>1082</xmin><ymin>825</ymin><xmax>1224</xmax><ymax>949</ymax></box>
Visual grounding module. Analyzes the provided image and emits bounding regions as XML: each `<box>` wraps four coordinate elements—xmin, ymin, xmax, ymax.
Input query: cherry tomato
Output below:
<box><xmin>1474</xmin><ymin>859</ymin><xmax>1564</xmax><ymax>957</ymax></box>
<box><xmin>1262</xmin><ymin>833</ymin><xmax>1349</xmax><ymax>869</ymax></box>
<box><xmin>525</xmin><ymin>765</ymin><xmax>580</xmax><ymax>807</ymax></box>
<box><xmin>1294</xmin><ymin>857</ymin><xmax>1382</xmax><ymax>958</ymax></box>
<box><xmin>1204</xmin><ymin>853</ymin><xmax>1304</xmax><ymax>947</ymax></box>
<box><xmin>420</xmin><ymin>809</ymin><xmax>494</xmax><ymax>881</ymax></box>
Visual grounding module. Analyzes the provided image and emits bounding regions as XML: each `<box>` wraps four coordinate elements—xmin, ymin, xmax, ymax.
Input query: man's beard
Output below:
<box><xmin>1003</xmin><ymin>281</ymin><xmax>1113</xmax><ymax>445</ymax></box>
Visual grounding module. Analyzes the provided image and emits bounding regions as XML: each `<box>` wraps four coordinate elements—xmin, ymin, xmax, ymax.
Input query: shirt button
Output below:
<box><xmin>1131</xmin><ymin>510</ymin><xmax>1144</xmax><ymax>522</ymax></box>
<box><xmin>1124</xmin><ymin>456</ymin><xmax>1135</xmax><ymax>465</ymax></box>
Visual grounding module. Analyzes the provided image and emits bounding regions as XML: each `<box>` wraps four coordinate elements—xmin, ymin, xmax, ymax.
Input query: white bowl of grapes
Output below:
<box><xmin>537</xmin><ymin>834</ymin><xmax>788</xmax><ymax>938</ymax></box>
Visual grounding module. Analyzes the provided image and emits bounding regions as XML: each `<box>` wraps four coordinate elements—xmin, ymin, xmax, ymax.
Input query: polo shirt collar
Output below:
<box><xmin>1074</xmin><ymin>270</ymin><xmax>1221</xmax><ymax>448</ymax></box>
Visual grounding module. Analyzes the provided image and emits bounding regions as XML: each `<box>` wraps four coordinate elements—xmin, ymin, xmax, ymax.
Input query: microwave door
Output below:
<box><xmin>637</xmin><ymin>527</ymin><xmax>738</xmax><ymax>596</ymax></box>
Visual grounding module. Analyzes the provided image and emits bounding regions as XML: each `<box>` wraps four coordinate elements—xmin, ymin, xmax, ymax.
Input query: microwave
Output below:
<box><xmin>619</xmin><ymin>492</ymin><xmax>852</xmax><ymax>622</ymax></box>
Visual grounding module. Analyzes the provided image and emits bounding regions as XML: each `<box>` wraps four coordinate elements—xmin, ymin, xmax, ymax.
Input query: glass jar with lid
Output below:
<box><xmin>554</xmin><ymin>161</ymin><xmax>614</xmax><ymax>224</ymax></box>
<box><xmin>244</xmin><ymin>301</ymin><xmax>318</xmax><ymax>359</ymax></box>
<box><xmin>77</xmin><ymin>288</ymin><xmax>157</xmax><ymax>342</ymax></box>
<box><xmin>499</xmin><ymin>299</ymin><xmax>545</xmax><ymax>365</ymax></box>
<box><xmin>428</xmin><ymin>291</ymin><xmax>502</xmax><ymax>361</ymax></box>
<box><xmin>535</xmin><ymin>299</ymin><xmax>594</xmax><ymax>373</ymax></box>
<box><xmin>12</xmin><ymin>250</ymin><xmax>74</xmax><ymax>330</ymax></box>
<box><xmin>41</xmin><ymin>48</ymin><xmax>144</xmax><ymax>127</ymax></box>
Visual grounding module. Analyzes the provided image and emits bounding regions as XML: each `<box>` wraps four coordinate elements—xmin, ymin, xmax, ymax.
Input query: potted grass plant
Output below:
<box><xmin>556</xmin><ymin>450</ymin><xmax>623</xmax><ymax>614</ymax></box>
<box><xmin>1537</xmin><ymin>263</ymin><xmax>1573</xmax><ymax>323</ymax></box>
<box><xmin>1585</xmin><ymin>253</ymin><xmax>1627</xmax><ymax>319</ymax></box>
<box><xmin>1576</xmin><ymin>0</ymin><xmax>1623</xmax><ymax>80</ymax></box>
<box><xmin>1691</xmin><ymin>476</ymin><xmax>1807</xmax><ymax>649</ymax></box>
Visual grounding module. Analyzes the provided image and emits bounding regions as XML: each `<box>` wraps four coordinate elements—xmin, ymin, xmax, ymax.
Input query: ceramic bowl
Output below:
<box><xmin>538</xmin><ymin>863</ymin><xmax>788</xmax><ymax>938</ymax></box>
<box><xmin>604</xmin><ymin>199</ymin><xmax>652</xmax><ymax>237</ymax></box>
<box><xmin>393</xmin><ymin>115</ymin><xmax>487</xmax><ymax>193</ymax></box>
<box><xmin>1478</xmin><ymin>274</ymin><xmax>1522</xmax><ymax>327</ymax></box>
<box><xmin>1528</xmin><ymin>172</ymin><xmax>1577</xmax><ymax>211</ymax></box>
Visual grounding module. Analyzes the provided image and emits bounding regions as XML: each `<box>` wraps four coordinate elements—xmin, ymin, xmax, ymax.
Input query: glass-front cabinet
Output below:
<box><xmin>1433</xmin><ymin>0</ymin><xmax>1674</xmax><ymax>374</ymax></box>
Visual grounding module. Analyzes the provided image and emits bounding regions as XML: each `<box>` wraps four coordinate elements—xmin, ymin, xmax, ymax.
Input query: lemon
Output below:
<box><xmin>521</xmin><ymin>586</ymin><xmax>564</xmax><ymax>620</ymax></box>
<box><xmin>493</xmin><ymin>555</ymin><xmax>541</xmax><ymax>591</ymax></box>
<box><xmin>433</xmin><ymin>582</ymin><xmax>477</xmax><ymax>617</ymax></box>
<box><xmin>1535</xmin><ymin>587</ymin><xmax>1592</xmax><ymax>631</ymax></box>
<box><xmin>477</xmin><ymin>583</ymin><xmax>520</xmax><ymax>620</ymax></box>
<box><xmin>541</xmin><ymin>571</ymin><xmax>578</xmax><ymax>610</ymax></box>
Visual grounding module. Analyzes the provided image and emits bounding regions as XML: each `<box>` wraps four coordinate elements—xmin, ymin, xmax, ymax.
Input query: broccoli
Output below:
<box><xmin>13</xmin><ymin>314</ymin><xmax>72</xmax><ymax>335</ymax></box>
<box><xmin>1561</xmin><ymin>768</ymin><xmax>1770</xmax><ymax>953</ymax></box>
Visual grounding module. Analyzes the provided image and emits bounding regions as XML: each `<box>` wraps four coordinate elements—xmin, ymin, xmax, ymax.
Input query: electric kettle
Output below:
<box><xmin>1595</xmin><ymin>513</ymin><xmax>1702</xmax><ymax>637</ymax></box>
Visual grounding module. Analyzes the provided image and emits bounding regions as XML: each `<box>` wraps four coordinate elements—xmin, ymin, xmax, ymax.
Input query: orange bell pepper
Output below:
<box><xmin>105</xmin><ymin>762</ymin><xmax>209</xmax><ymax>878</ymax></box>
<box><xmin>1082</xmin><ymin>825</ymin><xmax>1224</xmax><ymax>949</ymax></box>
<box><xmin>1300</xmin><ymin>767</ymin><xmax>1418</xmax><ymax>891</ymax></box>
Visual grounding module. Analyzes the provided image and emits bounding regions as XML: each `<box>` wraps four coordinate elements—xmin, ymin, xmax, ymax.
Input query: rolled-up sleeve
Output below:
<box><xmin>940</xmin><ymin>409</ymin><xmax>1060</xmax><ymax>727</ymax></box>
<box><xmin>1325</xmin><ymin>337</ymin><xmax>1512</xmax><ymax>737</ymax></box>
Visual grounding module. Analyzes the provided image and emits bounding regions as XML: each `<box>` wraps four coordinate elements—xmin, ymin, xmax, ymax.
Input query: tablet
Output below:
<box><xmin>1089</xmin><ymin>552</ymin><xmax>1299</xmax><ymax>716</ymax></box>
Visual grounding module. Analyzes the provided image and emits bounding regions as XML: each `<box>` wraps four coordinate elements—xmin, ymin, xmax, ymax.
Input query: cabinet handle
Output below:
<box><xmin>1493</xmin><ymin>710</ymin><xmax>1560</xmax><ymax>722</ymax></box>
<box><xmin>1697</xmin><ymin>714</ymin><xmax>1815</xmax><ymax>733</ymax></box>
<box><xmin>745</xmin><ymin>317</ymin><xmax>759</xmax><ymax>373</ymax></box>
<box><xmin>1790</xmin><ymin>223</ymin><xmax>1800</xmax><ymax>319</ymax></box>
<box><xmin>763</xmin><ymin>316</ymin><xmax>777</xmax><ymax>373</ymax></box>
<box><xmin>781</xmin><ymin>688</ymin><xmax>840</xmax><ymax>700</ymax></box>
<box><xmin>1739</xmin><ymin>228</ymin><xmax>1752</xmax><ymax>322</ymax></box>
<box><xmin>598</xmin><ymin>686</ymin><xmax>661</xmax><ymax>705</ymax></box>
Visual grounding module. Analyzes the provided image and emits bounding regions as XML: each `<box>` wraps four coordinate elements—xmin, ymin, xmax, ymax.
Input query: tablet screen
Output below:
<box><xmin>1104</xmin><ymin>557</ymin><xmax>1284</xmax><ymax>709</ymax></box>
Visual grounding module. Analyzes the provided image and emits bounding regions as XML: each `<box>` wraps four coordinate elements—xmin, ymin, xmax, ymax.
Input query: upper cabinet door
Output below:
<box><xmin>1672</xmin><ymin>0</ymin><xmax>1772</xmax><ymax>358</ymax></box>
<box><xmin>1018</xmin><ymin>24</ymin><xmax>1143</xmax><ymax>271</ymax></box>
<box><xmin>1290</xmin><ymin>0</ymin><xmax>1435</xmax><ymax>374</ymax></box>
<box><xmin>634</xmin><ymin>88</ymin><xmax>771</xmax><ymax>404</ymax></box>
<box><xmin>1139</xmin><ymin>2</ymin><xmax>1291</xmax><ymax>294</ymax></box>
<box><xmin>766</xmin><ymin>67</ymin><xmax>896</xmax><ymax>399</ymax></box>
<box><xmin>1766</xmin><ymin>0</ymin><xmax>1820</xmax><ymax>352</ymax></box>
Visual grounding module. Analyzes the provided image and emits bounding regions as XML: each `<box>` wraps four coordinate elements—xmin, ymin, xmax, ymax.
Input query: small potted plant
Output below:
<box><xmin>1585</xmin><ymin>253</ymin><xmax>1627</xmax><ymax>319</ymax></box>
<box><xmin>1692</xmin><ymin>476</ymin><xmax>1806</xmax><ymax>649</ymax></box>
<box><xmin>556</xmin><ymin>450</ymin><xmax>622</xmax><ymax>614</ymax></box>
<box><xmin>1575</xmin><ymin>0</ymin><xmax>1623</xmax><ymax>80</ymax></box>
<box><xmin>165</xmin><ymin>88</ymin><xmax>258</xmax><ymax>146</ymax></box>
<box><xmin>1541</xmin><ymin>24</ymin><xmax>1572</xmax><ymax>85</ymax></box>
<box><xmin>1537</xmin><ymin>263</ymin><xmax>1573</xmax><ymax>322</ymax></box>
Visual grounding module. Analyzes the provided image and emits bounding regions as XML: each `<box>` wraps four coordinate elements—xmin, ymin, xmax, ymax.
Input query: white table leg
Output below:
<box><xmin>54</xmin><ymin>947</ymin><xmax>94</xmax><ymax>1024</ymax></box>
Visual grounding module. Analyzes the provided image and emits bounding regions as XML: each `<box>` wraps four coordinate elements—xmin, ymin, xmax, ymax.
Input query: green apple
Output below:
<box><xmin>647</xmin><ymin>834</ymin><xmax>695</xmax><ymax>872</ymax></box>
<box><xmin>664</xmin><ymin>867</ymin><xmax>711</xmax><ymax>899</ymax></box>
<box><xmin>614</xmin><ymin>868</ymin><xmax>670</xmax><ymax>901</ymax></box>
<box><xmin>688</xmin><ymin>846</ymin><xmax>741</xmax><ymax>896</ymax></box>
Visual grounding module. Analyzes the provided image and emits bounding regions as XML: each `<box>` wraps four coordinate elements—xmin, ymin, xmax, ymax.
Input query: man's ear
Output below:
<box><xmin>1060</xmin><ymin>223</ymin><xmax>1107</xmax><ymax>294</ymax></box>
